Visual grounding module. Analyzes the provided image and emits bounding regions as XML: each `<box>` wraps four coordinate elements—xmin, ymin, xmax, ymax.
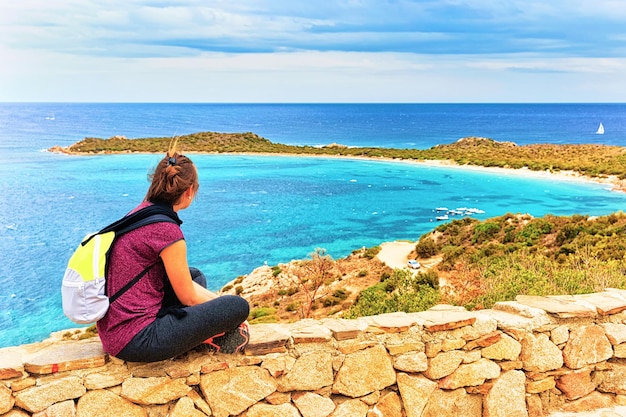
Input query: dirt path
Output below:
<box><xmin>376</xmin><ymin>241</ymin><xmax>416</xmax><ymax>269</ymax></box>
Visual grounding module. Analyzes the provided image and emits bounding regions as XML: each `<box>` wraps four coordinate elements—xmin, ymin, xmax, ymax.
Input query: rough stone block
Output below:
<box><xmin>14</xmin><ymin>376</ymin><xmax>85</xmax><ymax>413</ymax></box>
<box><xmin>422</xmin><ymin>388</ymin><xmax>482</xmax><ymax>417</ymax></box>
<box><xmin>484</xmin><ymin>370</ymin><xmax>528</xmax><ymax>417</ymax></box>
<box><xmin>121</xmin><ymin>377</ymin><xmax>191</xmax><ymax>405</ymax></box>
<box><xmin>200</xmin><ymin>365</ymin><xmax>277</xmax><ymax>417</ymax></box>
<box><xmin>556</xmin><ymin>368</ymin><xmax>596</xmax><ymax>400</ymax></box>
<box><xmin>397</xmin><ymin>373</ymin><xmax>437</xmax><ymax>417</ymax></box>
<box><xmin>277</xmin><ymin>351</ymin><xmax>333</xmax><ymax>392</ymax></box>
<box><xmin>23</xmin><ymin>340</ymin><xmax>107</xmax><ymax>375</ymax></box>
<box><xmin>562</xmin><ymin>325</ymin><xmax>613</xmax><ymax>369</ymax></box>
<box><xmin>292</xmin><ymin>392</ymin><xmax>335</xmax><ymax>417</ymax></box>
<box><xmin>333</xmin><ymin>345</ymin><xmax>396</xmax><ymax>397</ymax></box>
<box><xmin>520</xmin><ymin>333</ymin><xmax>563</xmax><ymax>372</ymax></box>
<box><xmin>515</xmin><ymin>295</ymin><xmax>596</xmax><ymax>318</ymax></box>
<box><xmin>437</xmin><ymin>358</ymin><xmax>501</xmax><ymax>390</ymax></box>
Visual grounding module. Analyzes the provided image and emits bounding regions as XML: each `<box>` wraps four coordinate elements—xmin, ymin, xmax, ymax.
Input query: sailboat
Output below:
<box><xmin>596</xmin><ymin>122</ymin><xmax>604</xmax><ymax>135</ymax></box>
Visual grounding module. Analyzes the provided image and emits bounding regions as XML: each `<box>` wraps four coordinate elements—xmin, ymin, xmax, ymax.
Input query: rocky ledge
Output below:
<box><xmin>2</xmin><ymin>289</ymin><xmax>626</xmax><ymax>417</ymax></box>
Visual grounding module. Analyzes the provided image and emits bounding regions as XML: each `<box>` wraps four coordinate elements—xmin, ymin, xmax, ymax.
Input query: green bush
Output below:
<box><xmin>249</xmin><ymin>307</ymin><xmax>277</xmax><ymax>324</ymax></box>
<box><xmin>413</xmin><ymin>270</ymin><xmax>439</xmax><ymax>290</ymax></box>
<box><xmin>347</xmin><ymin>269</ymin><xmax>440</xmax><ymax>318</ymax></box>
<box><xmin>472</xmin><ymin>222</ymin><xmax>501</xmax><ymax>244</ymax></box>
<box><xmin>515</xmin><ymin>218</ymin><xmax>553</xmax><ymax>246</ymax></box>
<box><xmin>362</xmin><ymin>246</ymin><xmax>382</xmax><ymax>259</ymax></box>
<box><xmin>416</xmin><ymin>237</ymin><xmax>438</xmax><ymax>258</ymax></box>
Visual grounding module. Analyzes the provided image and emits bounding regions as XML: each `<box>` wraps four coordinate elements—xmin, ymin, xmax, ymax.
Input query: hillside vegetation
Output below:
<box><xmin>341</xmin><ymin>212</ymin><xmax>626</xmax><ymax>319</ymax></box>
<box><xmin>56</xmin><ymin>133</ymin><xmax>626</xmax><ymax>179</ymax></box>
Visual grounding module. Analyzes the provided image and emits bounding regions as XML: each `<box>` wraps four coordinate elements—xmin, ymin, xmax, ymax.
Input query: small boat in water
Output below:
<box><xmin>436</xmin><ymin>214</ymin><xmax>449</xmax><ymax>221</ymax></box>
<box><xmin>596</xmin><ymin>122</ymin><xmax>604</xmax><ymax>135</ymax></box>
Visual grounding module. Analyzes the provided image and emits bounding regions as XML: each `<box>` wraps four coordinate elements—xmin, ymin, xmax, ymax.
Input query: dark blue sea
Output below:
<box><xmin>2</xmin><ymin>103</ymin><xmax>626</xmax><ymax>348</ymax></box>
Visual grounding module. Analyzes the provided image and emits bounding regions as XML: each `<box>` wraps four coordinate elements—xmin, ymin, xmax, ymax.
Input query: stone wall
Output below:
<box><xmin>2</xmin><ymin>289</ymin><xmax>626</xmax><ymax>417</ymax></box>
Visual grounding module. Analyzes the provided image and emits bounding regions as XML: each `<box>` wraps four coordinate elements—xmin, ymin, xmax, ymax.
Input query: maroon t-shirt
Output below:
<box><xmin>97</xmin><ymin>202</ymin><xmax>184</xmax><ymax>356</ymax></box>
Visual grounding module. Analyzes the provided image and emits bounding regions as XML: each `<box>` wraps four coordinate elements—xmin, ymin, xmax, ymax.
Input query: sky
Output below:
<box><xmin>1</xmin><ymin>0</ymin><xmax>625</xmax><ymax>103</ymax></box>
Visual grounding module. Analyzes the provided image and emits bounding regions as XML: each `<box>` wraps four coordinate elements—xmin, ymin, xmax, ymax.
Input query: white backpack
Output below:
<box><xmin>61</xmin><ymin>205</ymin><xmax>180</xmax><ymax>324</ymax></box>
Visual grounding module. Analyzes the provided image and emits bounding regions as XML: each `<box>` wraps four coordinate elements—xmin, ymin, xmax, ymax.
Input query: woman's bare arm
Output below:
<box><xmin>160</xmin><ymin>240</ymin><xmax>215</xmax><ymax>305</ymax></box>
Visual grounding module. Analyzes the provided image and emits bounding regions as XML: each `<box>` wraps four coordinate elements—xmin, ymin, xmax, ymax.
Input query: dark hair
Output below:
<box><xmin>146</xmin><ymin>147</ymin><xmax>199</xmax><ymax>206</ymax></box>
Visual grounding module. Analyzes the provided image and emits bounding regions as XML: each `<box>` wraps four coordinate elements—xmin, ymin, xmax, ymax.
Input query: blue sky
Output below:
<box><xmin>1</xmin><ymin>0</ymin><xmax>625</xmax><ymax>102</ymax></box>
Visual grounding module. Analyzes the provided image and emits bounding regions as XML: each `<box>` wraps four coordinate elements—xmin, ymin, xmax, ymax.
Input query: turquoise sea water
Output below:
<box><xmin>2</xmin><ymin>103</ymin><xmax>626</xmax><ymax>347</ymax></box>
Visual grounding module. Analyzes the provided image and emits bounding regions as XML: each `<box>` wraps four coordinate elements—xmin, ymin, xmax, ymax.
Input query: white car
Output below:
<box><xmin>407</xmin><ymin>260</ymin><xmax>421</xmax><ymax>269</ymax></box>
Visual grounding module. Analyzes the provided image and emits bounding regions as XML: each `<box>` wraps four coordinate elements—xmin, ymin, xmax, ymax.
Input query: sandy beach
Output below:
<box><xmin>228</xmin><ymin>152</ymin><xmax>626</xmax><ymax>194</ymax></box>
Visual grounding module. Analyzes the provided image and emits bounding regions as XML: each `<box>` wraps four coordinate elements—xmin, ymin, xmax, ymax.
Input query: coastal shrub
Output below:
<box><xmin>515</xmin><ymin>218</ymin><xmax>553</xmax><ymax>246</ymax></box>
<box><xmin>286</xmin><ymin>302</ymin><xmax>299</xmax><ymax>312</ymax></box>
<box><xmin>423</xmin><ymin>211</ymin><xmax>626</xmax><ymax>310</ymax></box>
<box><xmin>346</xmin><ymin>284</ymin><xmax>392</xmax><ymax>318</ymax></box>
<box><xmin>358</xmin><ymin>270</ymin><xmax>368</xmax><ymax>277</ymax></box>
<box><xmin>413</xmin><ymin>270</ymin><xmax>439</xmax><ymax>290</ymax></box>
<box><xmin>323</xmin><ymin>296</ymin><xmax>341</xmax><ymax>307</ymax></box>
<box><xmin>362</xmin><ymin>245</ymin><xmax>382</xmax><ymax>259</ymax></box>
<box><xmin>503</xmin><ymin>225</ymin><xmax>517</xmax><ymax>243</ymax></box>
<box><xmin>271</xmin><ymin>266</ymin><xmax>282</xmax><ymax>277</ymax></box>
<box><xmin>323</xmin><ymin>288</ymin><xmax>350</xmax><ymax>307</ymax></box>
<box><xmin>472</xmin><ymin>242</ymin><xmax>506</xmax><ymax>260</ymax></box>
<box><xmin>324</xmin><ymin>277</ymin><xmax>335</xmax><ymax>286</ymax></box>
<box><xmin>333</xmin><ymin>289</ymin><xmax>349</xmax><ymax>299</ymax></box>
<box><xmin>78</xmin><ymin>325</ymin><xmax>98</xmax><ymax>340</ymax></box>
<box><xmin>415</xmin><ymin>237</ymin><xmax>437</xmax><ymax>258</ymax></box>
<box><xmin>439</xmin><ymin>245</ymin><xmax>465</xmax><ymax>271</ymax></box>
<box><xmin>248</xmin><ymin>307</ymin><xmax>278</xmax><ymax>324</ymax></box>
<box><xmin>221</xmin><ymin>284</ymin><xmax>233</xmax><ymax>292</ymax></box>
<box><xmin>472</xmin><ymin>221</ymin><xmax>501</xmax><ymax>244</ymax></box>
<box><xmin>250</xmin><ymin>315</ymin><xmax>278</xmax><ymax>324</ymax></box>
<box><xmin>464</xmin><ymin>251</ymin><xmax>626</xmax><ymax>310</ymax></box>
<box><xmin>347</xmin><ymin>269</ymin><xmax>440</xmax><ymax>318</ymax></box>
<box><xmin>61</xmin><ymin>327</ymin><xmax>97</xmax><ymax>341</ymax></box>
<box><xmin>556</xmin><ymin>223</ymin><xmax>585</xmax><ymax>246</ymax></box>
<box><xmin>235</xmin><ymin>285</ymin><xmax>244</xmax><ymax>295</ymax></box>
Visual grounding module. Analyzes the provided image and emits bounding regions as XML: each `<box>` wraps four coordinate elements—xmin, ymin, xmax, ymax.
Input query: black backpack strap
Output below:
<box><xmin>82</xmin><ymin>203</ymin><xmax>182</xmax><ymax>246</ymax></box>
<box><xmin>109</xmin><ymin>263</ymin><xmax>155</xmax><ymax>304</ymax></box>
<box><xmin>97</xmin><ymin>204</ymin><xmax>183</xmax><ymax>303</ymax></box>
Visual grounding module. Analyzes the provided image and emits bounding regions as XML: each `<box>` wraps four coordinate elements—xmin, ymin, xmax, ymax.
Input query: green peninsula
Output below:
<box><xmin>52</xmin><ymin>132</ymin><xmax>626</xmax><ymax>185</ymax></box>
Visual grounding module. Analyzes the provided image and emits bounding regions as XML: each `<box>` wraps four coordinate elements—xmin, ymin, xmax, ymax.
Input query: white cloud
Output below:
<box><xmin>0</xmin><ymin>0</ymin><xmax>624</xmax><ymax>102</ymax></box>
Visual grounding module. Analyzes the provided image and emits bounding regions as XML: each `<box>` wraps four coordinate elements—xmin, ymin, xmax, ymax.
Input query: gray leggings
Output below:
<box><xmin>117</xmin><ymin>268</ymin><xmax>249</xmax><ymax>362</ymax></box>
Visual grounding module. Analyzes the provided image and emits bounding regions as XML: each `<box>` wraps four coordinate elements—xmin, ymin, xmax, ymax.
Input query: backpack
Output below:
<box><xmin>61</xmin><ymin>204</ymin><xmax>182</xmax><ymax>324</ymax></box>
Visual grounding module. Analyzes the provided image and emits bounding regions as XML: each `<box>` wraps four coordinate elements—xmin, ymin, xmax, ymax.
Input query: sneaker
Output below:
<box><xmin>203</xmin><ymin>321</ymin><xmax>249</xmax><ymax>354</ymax></box>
